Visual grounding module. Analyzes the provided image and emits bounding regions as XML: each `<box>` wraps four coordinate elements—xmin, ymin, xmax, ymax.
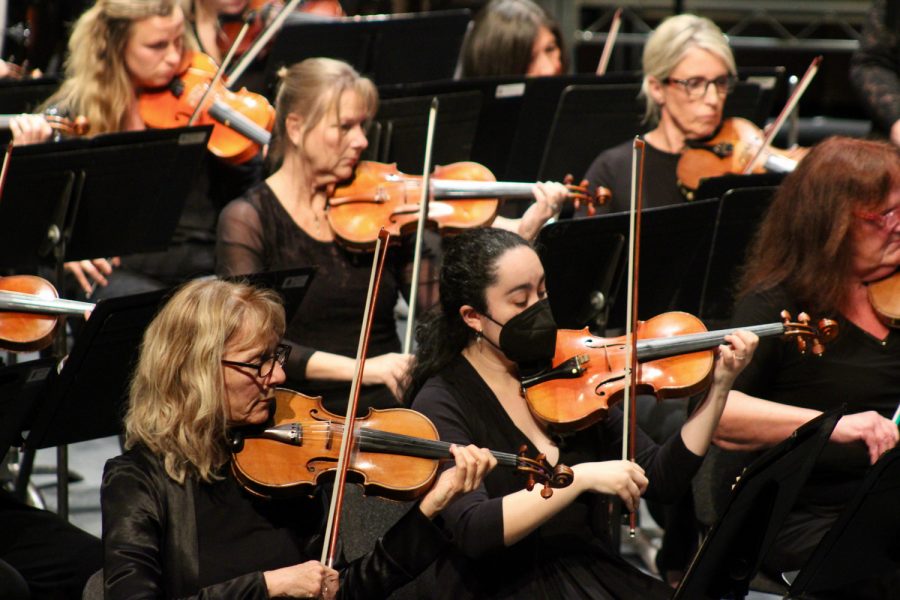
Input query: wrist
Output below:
<box><xmin>263</xmin><ymin>569</ymin><xmax>284</xmax><ymax>597</ymax></box>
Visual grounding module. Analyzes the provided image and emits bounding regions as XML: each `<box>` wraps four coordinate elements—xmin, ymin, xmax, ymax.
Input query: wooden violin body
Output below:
<box><xmin>522</xmin><ymin>311</ymin><xmax>838</xmax><ymax>432</ymax></box>
<box><xmin>0</xmin><ymin>275</ymin><xmax>94</xmax><ymax>352</ymax></box>
<box><xmin>138</xmin><ymin>51</ymin><xmax>274</xmax><ymax>164</ymax></box>
<box><xmin>231</xmin><ymin>389</ymin><xmax>574</xmax><ymax>499</ymax></box>
<box><xmin>869</xmin><ymin>271</ymin><xmax>900</xmax><ymax>327</ymax></box>
<box><xmin>676</xmin><ymin>117</ymin><xmax>808</xmax><ymax>198</ymax></box>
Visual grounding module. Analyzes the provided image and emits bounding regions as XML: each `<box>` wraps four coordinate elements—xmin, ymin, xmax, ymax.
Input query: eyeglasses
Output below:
<box><xmin>221</xmin><ymin>344</ymin><xmax>291</xmax><ymax>378</ymax></box>
<box><xmin>663</xmin><ymin>75</ymin><xmax>736</xmax><ymax>99</ymax></box>
<box><xmin>854</xmin><ymin>206</ymin><xmax>900</xmax><ymax>231</ymax></box>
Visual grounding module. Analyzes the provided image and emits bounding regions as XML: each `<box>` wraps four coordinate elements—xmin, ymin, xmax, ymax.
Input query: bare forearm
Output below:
<box><xmin>304</xmin><ymin>351</ymin><xmax>355</xmax><ymax>381</ymax></box>
<box><xmin>501</xmin><ymin>482</ymin><xmax>583</xmax><ymax>546</ymax></box>
<box><xmin>714</xmin><ymin>390</ymin><xmax>822</xmax><ymax>450</ymax></box>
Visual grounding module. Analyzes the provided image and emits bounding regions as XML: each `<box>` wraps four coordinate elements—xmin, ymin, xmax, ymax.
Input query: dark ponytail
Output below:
<box><xmin>403</xmin><ymin>228</ymin><xmax>528</xmax><ymax>404</ymax></box>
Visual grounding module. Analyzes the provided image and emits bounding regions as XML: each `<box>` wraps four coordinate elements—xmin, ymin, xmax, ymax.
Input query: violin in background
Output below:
<box><xmin>868</xmin><ymin>271</ymin><xmax>900</xmax><ymax>327</ymax></box>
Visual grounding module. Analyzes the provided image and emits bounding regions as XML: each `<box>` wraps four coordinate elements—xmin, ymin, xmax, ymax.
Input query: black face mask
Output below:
<box><xmin>483</xmin><ymin>298</ymin><xmax>558</xmax><ymax>371</ymax></box>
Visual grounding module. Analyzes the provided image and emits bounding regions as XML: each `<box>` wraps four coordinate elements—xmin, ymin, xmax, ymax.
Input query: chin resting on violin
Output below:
<box><xmin>216</xmin><ymin>57</ymin><xmax>569</xmax><ymax>415</ymax></box>
<box><xmin>404</xmin><ymin>228</ymin><xmax>757</xmax><ymax>599</ymax></box>
<box><xmin>9</xmin><ymin>0</ymin><xmax>265</xmax><ymax>299</ymax></box>
<box><xmin>101</xmin><ymin>278</ymin><xmax>497</xmax><ymax>599</ymax></box>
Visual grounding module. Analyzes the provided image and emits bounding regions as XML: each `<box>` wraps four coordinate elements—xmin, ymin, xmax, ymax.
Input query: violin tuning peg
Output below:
<box><xmin>780</xmin><ymin>309</ymin><xmax>792</xmax><ymax>325</ymax></box>
<box><xmin>563</xmin><ymin>173</ymin><xmax>574</xmax><ymax>185</ymax></box>
<box><xmin>541</xmin><ymin>482</ymin><xmax>553</xmax><ymax>499</ymax></box>
<box><xmin>810</xmin><ymin>336</ymin><xmax>825</xmax><ymax>356</ymax></box>
<box><xmin>797</xmin><ymin>312</ymin><xmax>811</xmax><ymax>326</ymax></box>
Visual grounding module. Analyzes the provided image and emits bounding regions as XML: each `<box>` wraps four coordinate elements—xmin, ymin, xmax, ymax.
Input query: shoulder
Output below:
<box><xmin>732</xmin><ymin>285</ymin><xmax>794</xmax><ymax>325</ymax></box>
<box><xmin>586</xmin><ymin>139</ymin><xmax>633</xmax><ymax>173</ymax></box>
<box><xmin>102</xmin><ymin>446</ymin><xmax>170</xmax><ymax>511</ymax></box>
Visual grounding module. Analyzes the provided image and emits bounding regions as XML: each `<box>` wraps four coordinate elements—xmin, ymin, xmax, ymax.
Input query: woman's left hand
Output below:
<box><xmin>516</xmin><ymin>181</ymin><xmax>568</xmax><ymax>241</ymax></box>
<box><xmin>712</xmin><ymin>330</ymin><xmax>759</xmax><ymax>389</ymax></box>
<box><xmin>418</xmin><ymin>444</ymin><xmax>497</xmax><ymax>518</ymax></box>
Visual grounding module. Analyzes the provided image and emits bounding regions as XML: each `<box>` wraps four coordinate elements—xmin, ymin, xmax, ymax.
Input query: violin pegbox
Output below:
<box><xmin>779</xmin><ymin>310</ymin><xmax>839</xmax><ymax>356</ymax></box>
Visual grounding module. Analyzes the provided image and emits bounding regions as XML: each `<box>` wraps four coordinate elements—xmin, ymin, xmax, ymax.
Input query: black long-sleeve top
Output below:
<box><xmin>410</xmin><ymin>355</ymin><xmax>703</xmax><ymax>599</ymax></box>
<box><xmin>850</xmin><ymin>0</ymin><xmax>900</xmax><ymax>135</ymax></box>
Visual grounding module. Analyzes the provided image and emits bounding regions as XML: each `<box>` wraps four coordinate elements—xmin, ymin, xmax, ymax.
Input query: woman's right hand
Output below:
<box><xmin>264</xmin><ymin>560</ymin><xmax>339</xmax><ymax>599</ymax></box>
<box><xmin>362</xmin><ymin>352</ymin><xmax>414</xmax><ymax>399</ymax></box>
<box><xmin>10</xmin><ymin>114</ymin><xmax>53</xmax><ymax>145</ymax></box>
<box><xmin>832</xmin><ymin>410</ymin><xmax>899</xmax><ymax>464</ymax></box>
<box><xmin>572</xmin><ymin>460</ymin><xmax>649</xmax><ymax>512</ymax></box>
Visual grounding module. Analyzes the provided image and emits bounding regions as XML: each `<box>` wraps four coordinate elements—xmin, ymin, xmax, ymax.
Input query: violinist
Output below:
<box><xmin>216</xmin><ymin>57</ymin><xmax>567</xmax><ymax>414</ymax></box>
<box><xmin>851</xmin><ymin>0</ymin><xmax>900</xmax><ymax>146</ymax></box>
<box><xmin>10</xmin><ymin>0</ymin><xmax>263</xmax><ymax>298</ymax></box>
<box><xmin>457</xmin><ymin>0</ymin><xmax>565</xmax><ymax>78</ymax></box>
<box><xmin>405</xmin><ymin>227</ymin><xmax>758</xmax><ymax>599</ymax></box>
<box><xmin>101</xmin><ymin>277</ymin><xmax>496</xmax><ymax>599</ymax></box>
<box><xmin>712</xmin><ymin>137</ymin><xmax>900</xmax><ymax>596</ymax></box>
<box><xmin>583</xmin><ymin>14</ymin><xmax>736</xmax><ymax>212</ymax></box>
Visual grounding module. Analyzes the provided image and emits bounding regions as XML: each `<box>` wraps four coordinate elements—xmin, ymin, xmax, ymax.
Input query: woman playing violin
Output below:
<box><xmin>11</xmin><ymin>0</ymin><xmax>262</xmax><ymax>297</ymax></box>
<box><xmin>102</xmin><ymin>277</ymin><xmax>496</xmax><ymax>599</ymax></box>
<box><xmin>216</xmin><ymin>57</ymin><xmax>567</xmax><ymax>414</ymax></box>
<box><xmin>584</xmin><ymin>14</ymin><xmax>736</xmax><ymax>212</ymax></box>
<box><xmin>711</xmin><ymin>137</ymin><xmax>900</xmax><ymax>595</ymax></box>
<box><xmin>405</xmin><ymin>227</ymin><xmax>757</xmax><ymax>599</ymax></box>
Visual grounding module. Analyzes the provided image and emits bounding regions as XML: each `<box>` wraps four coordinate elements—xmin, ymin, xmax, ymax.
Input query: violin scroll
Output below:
<box><xmin>515</xmin><ymin>444</ymin><xmax>575</xmax><ymax>498</ymax></box>
<box><xmin>779</xmin><ymin>310</ymin><xmax>839</xmax><ymax>356</ymax></box>
<box><xmin>562</xmin><ymin>174</ymin><xmax>607</xmax><ymax>213</ymax></box>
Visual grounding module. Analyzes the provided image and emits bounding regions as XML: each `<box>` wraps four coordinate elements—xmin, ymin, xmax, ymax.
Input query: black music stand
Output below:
<box><xmin>535</xmin><ymin>222</ymin><xmax>625</xmax><ymax>331</ymax></box>
<box><xmin>0</xmin><ymin>127</ymin><xmax>211</xmax><ymax>268</ymax></box>
<box><xmin>582</xmin><ymin>200</ymin><xmax>720</xmax><ymax>332</ymax></box>
<box><xmin>699</xmin><ymin>186</ymin><xmax>777</xmax><ymax>325</ymax></box>
<box><xmin>785</xmin><ymin>446</ymin><xmax>900</xmax><ymax>598</ymax></box>
<box><xmin>674</xmin><ymin>408</ymin><xmax>843</xmax><ymax>600</ymax></box>
<box><xmin>0</xmin><ymin>358</ymin><xmax>56</xmax><ymax>468</ymax></box>
<box><xmin>258</xmin><ymin>10</ymin><xmax>470</xmax><ymax>90</ymax></box>
<box><xmin>26</xmin><ymin>266</ymin><xmax>317</xmax><ymax>452</ymax></box>
<box><xmin>363</xmin><ymin>91</ymin><xmax>481</xmax><ymax>173</ymax></box>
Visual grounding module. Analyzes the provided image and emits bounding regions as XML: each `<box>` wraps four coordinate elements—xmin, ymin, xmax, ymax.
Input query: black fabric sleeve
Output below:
<box><xmin>411</xmin><ymin>382</ymin><xmax>506</xmax><ymax>559</ymax></box>
<box><xmin>216</xmin><ymin>199</ymin><xmax>266</xmax><ymax>277</ymax></box>
<box><xmin>101</xmin><ymin>456</ymin><xmax>268</xmax><ymax>600</ymax></box>
<box><xmin>338</xmin><ymin>505</ymin><xmax>448</xmax><ymax>600</ymax></box>
<box><xmin>850</xmin><ymin>0</ymin><xmax>900</xmax><ymax>133</ymax></box>
<box><xmin>599</xmin><ymin>406</ymin><xmax>704</xmax><ymax>504</ymax></box>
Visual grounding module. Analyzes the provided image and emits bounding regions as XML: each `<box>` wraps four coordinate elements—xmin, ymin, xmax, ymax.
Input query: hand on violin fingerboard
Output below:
<box><xmin>419</xmin><ymin>444</ymin><xmax>498</xmax><ymax>519</ymax></box>
<box><xmin>9</xmin><ymin>114</ymin><xmax>53</xmax><ymax>145</ymax></box>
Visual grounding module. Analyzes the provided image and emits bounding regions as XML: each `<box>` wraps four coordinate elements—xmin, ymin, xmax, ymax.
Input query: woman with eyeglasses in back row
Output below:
<box><xmin>583</xmin><ymin>14</ymin><xmax>737</xmax><ymax>213</ymax></box>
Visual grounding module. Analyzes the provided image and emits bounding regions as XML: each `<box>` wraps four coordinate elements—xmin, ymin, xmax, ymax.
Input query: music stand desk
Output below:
<box><xmin>674</xmin><ymin>408</ymin><xmax>843</xmax><ymax>600</ymax></box>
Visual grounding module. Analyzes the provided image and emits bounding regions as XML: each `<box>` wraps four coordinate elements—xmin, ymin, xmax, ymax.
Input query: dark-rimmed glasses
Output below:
<box><xmin>221</xmin><ymin>344</ymin><xmax>291</xmax><ymax>378</ymax></box>
<box><xmin>663</xmin><ymin>75</ymin><xmax>736</xmax><ymax>99</ymax></box>
<box><xmin>855</xmin><ymin>206</ymin><xmax>900</xmax><ymax>231</ymax></box>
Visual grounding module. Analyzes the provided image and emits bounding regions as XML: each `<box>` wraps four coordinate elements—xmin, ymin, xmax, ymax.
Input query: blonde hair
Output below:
<box><xmin>640</xmin><ymin>14</ymin><xmax>736</xmax><ymax>124</ymax></box>
<box><xmin>269</xmin><ymin>57</ymin><xmax>378</xmax><ymax>167</ymax></box>
<box><xmin>125</xmin><ymin>278</ymin><xmax>286</xmax><ymax>484</ymax></box>
<box><xmin>43</xmin><ymin>0</ymin><xmax>185</xmax><ymax>135</ymax></box>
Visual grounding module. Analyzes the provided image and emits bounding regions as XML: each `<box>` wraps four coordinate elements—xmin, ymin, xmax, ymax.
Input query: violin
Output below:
<box><xmin>0</xmin><ymin>275</ymin><xmax>94</xmax><ymax>352</ymax></box>
<box><xmin>138</xmin><ymin>50</ymin><xmax>274</xmax><ymax>164</ymax></box>
<box><xmin>327</xmin><ymin>160</ymin><xmax>601</xmax><ymax>251</ymax></box>
<box><xmin>676</xmin><ymin>117</ymin><xmax>808</xmax><ymax>199</ymax></box>
<box><xmin>217</xmin><ymin>0</ymin><xmax>343</xmax><ymax>65</ymax></box>
<box><xmin>231</xmin><ymin>388</ymin><xmax>574</xmax><ymax>499</ymax></box>
<box><xmin>521</xmin><ymin>310</ymin><xmax>838</xmax><ymax>432</ymax></box>
<box><xmin>868</xmin><ymin>271</ymin><xmax>900</xmax><ymax>327</ymax></box>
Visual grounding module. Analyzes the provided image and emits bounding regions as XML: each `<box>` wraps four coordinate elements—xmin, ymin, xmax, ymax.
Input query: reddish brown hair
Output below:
<box><xmin>738</xmin><ymin>136</ymin><xmax>900</xmax><ymax>314</ymax></box>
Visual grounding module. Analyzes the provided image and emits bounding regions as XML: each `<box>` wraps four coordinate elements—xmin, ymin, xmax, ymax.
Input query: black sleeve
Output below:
<box><xmin>338</xmin><ymin>506</ymin><xmax>449</xmax><ymax>600</ymax></box>
<box><xmin>411</xmin><ymin>382</ymin><xmax>506</xmax><ymax>559</ymax></box>
<box><xmin>850</xmin><ymin>0</ymin><xmax>900</xmax><ymax>133</ymax></box>
<box><xmin>216</xmin><ymin>199</ymin><xmax>266</xmax><ymax>277</ymax></box>
<box><xmin>599</xmin><ymin>406</ymin><xmax>704</xmax><ymax>504</ymax></box>
<box><xmin>101</xmin><ymin>457</ymin><xmax>268</xmax><ymax>600</ymax></box>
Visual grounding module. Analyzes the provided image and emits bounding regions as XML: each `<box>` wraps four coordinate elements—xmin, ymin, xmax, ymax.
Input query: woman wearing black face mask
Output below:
<box><xmin>404</xmin><ymin>228</ymin><xmax>758</xmax><ymax>599</ymax></box>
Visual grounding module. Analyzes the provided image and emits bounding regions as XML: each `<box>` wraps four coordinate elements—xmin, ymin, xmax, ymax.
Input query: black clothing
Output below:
<box><xmin>851</xmin><ymin>0</ymin><xmax>900</xmax><ymax>136</ymax></box>
<box><xmin>411</xmin><ymin>355</ymin><xmax>703</xmax><ymax>599</ymax></box>
<box><xmin>217</xmin><ymin>182</ymin><xmax>412</xmax><ymax>413</ymax></box>
<box><xmin>0</xmin><ymin>488</ymin><xmax>102</xmax><ymax>600</ymax></box>
<box><xmin>722</xmin><ymin>285</ymin><xmax>900</xmax><ymax>577</ymax></box>
<box><xmin>101</xmin><ymin>444</ymin><xmax>448</xmax><ymax>599</ymax></box>
<box><xmin>731</xmin><ymin>286</ymin><xmax>900</xmax><ymax>506</ymax></box>
<box><xmin>583</xmin><ymin>139</ymin><xmax>684</xmax><ymax>214</ymax></box>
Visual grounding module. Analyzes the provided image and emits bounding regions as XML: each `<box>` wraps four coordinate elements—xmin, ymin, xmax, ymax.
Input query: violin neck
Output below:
<box><xmin>207</xmin><ymin>100</ymin><xmax>271</xmax><ymax>146</ymax></box>
<box><xmin>0</xmin><ymin>290</ymin><xmax>95</xmax><ymax>317</ymax></box>
<box><xmin>430</xmin><ymin>179</ymin><xmax>535</xmax><ymax>200</ymax></box>
<box><xmin>636</xmin><ymin>322</ymin><xmax>787</xmax><ymax>361</ymax></box>
<box><xmin>356</xmin><ymin>427</ymin><xmax>520</xmax><ymax>468</ymax></box>
<box><xmin>0</xmin><ymin>115</ymin><xmax>14</xmax><ymax>130</ymax></box>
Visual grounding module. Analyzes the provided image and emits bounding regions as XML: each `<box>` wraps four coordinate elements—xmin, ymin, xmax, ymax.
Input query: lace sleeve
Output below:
<box><xmin>850</xmin><ymin>0</ymin><xmax>900</xmax><ymax>132</ymax></box>
<box><xmin>216</xmin><ymin>199</ymin><xmax>265</xmax><ymax>276</ymax></box>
